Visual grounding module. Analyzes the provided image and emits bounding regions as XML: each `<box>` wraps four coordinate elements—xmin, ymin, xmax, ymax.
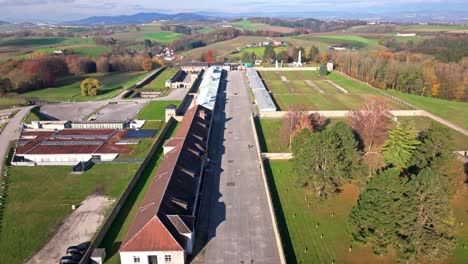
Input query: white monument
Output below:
<box><xmin>275</xmin><ymin>60</ymin><xmax>279</xmax><ymax>68</ymax></box>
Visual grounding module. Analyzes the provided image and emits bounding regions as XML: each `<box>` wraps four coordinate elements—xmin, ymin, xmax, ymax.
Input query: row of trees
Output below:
<box><xmin>0</xmin><ymin>52</ymin><xmax>160</xmax><ymax>94</ymax></box>
<box><xmin>334</xmin><ymin>51</ymin><xmax>467</xmax><ymax>101</ymax></box>
<box><xmin>350</xmin><ymin>121</ymin><xmax>456</xmax><ymax>262</ymax></box>
<box><xmin>245</xmin><ymin>17</ymin><xmax>366</xmax><ymax>33</ymax></box>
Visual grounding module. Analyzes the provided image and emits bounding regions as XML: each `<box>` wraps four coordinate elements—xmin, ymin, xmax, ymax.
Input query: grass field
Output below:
<box><xmin>386</xmin><ymin>90</ymin><xmax>468</xmax><ymax>129</ymax></box>
<box><xmin>288</xmin><ymin>34</ymin><xmax>385</xmax><ymax>53</ymax></box>
<box><xmin>230</xmin><ymin>20</ymin><xmax>269</xmax><ymax>31</ymax></box>
<box><xmin>255</xmin><ymin>118</ymin><xmax>347</xmax><ymax>153</ymax></box>
<box><xmin>142</xmin><ymin>32</ymin><xmax>183</xmax><ymax>44</ymax></box>
<box><xmin>23</xmin><ymin>71</ymin><xmax>147</xmax><ymax>102</ymax></box>
<box><xmin>397</xmin><ymin>24</ymin><xmax>468</xmax><ymax>32</ymax></box>
<box><xmin>264</xmin><ymin>160</ymin><xmax>396</xmax><ymax>263</ymax></box>
<box><xmin>100</xmin><ymin>121</ymin><xmax>179</xmax><ymax>264</ymax></box>
<box><xmin>0</xmin><ymin>163</ymin><xmax>140</xmax><ymax>264</ymax></box>
<box><xmin>315</xmin><ymin>35</ymin><xmax>377</xmax><ymax>44</ymax></box>
<box><xmin>140</xmin><ymin>68</ymin><xmax>178</xmax><ymax>92</ymax></box>
<box><xmin>259</xmin><ymin>71</ymin><xmax>406</xmax><ymax>111</ymax></box>
<box><xmin>0</xmin><ymin>97</ymin><xmax>27</xmax><ymax>110</ymax></box>
<box><xmin>396</xmin><ymin>116</ymin><xmax>468</xmax><ymax>148</ymax></box>
<box><xmin>197</xmin><ymin>27</ymin><xmax>215</xmax><ymax>33</ymax></box>
<box><xmin>136</xmin><ymin>100</ymin><xmax>181</xmax><ymax>121</ymax></box>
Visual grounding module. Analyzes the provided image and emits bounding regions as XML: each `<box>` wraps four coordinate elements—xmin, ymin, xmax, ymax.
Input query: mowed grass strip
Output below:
<box><xmin>100</xmin><ymin>121</ymin><xmax>179</xmax><ymax>264</ymax></box>
<box><xmin>0</xmin><ymin>97</ymin><xmax>27</xmax><ymax>110</ymax></box>
<box><xmin>0</xmin><ymin>163</ymin><xmax>140</xmax><ymax>264</ymax></box>
<box><xmin>264</xmin><ymin>160</ymin><xmax>397</xmax><ymax>264</ymax></box>
<box><xmin>386</xmin><ymin>90</ymin><xmax>468</xmax><ymax>129</ymax></box>
<box><xmin>141</xmin><ymin>68</ymin><xmax>179</xmax><ymax>92</ymax></box>
<box><xmin>23</xmin><ymin>71</ymin><xmax>147</xmax><ymax>102</ymax></box>
<box><xmin>136</xmin><ymin>100</ymin><xmax>181</xmax><ymax>121</ymax></box>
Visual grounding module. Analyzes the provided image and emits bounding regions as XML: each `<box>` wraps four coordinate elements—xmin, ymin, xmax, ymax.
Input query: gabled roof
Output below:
<box><xmin>120</xmin><ymin>105</ymin><xmax>212</xmax><ymax>253</ymax></box>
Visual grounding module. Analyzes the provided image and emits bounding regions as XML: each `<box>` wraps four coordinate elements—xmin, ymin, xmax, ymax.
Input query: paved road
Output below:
<box><xmin>0</xmin><ymin>106</ymin><xmax>32</xmax><ymax>176</ymax></box>
<box><xmin>194</xmin><ymin>71</ymin><xmax>281</xmax><ymax>264</ymax></box>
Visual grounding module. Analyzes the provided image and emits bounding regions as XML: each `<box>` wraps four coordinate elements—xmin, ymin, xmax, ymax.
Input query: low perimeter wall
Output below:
<box><xmin>255</xmin><ymin>66</ymin><xmax>319</xmax><ymax>71</ymax></box>
<box><xmin>80</xmin><ymin>118</ymin><xmax>174</xmax><ymax>264</ymax></box>
<box><xmin>261</xmin><ymin>153</ymin><xmax>293</xmax><ymax>160</ymax></box>
<box><xmin>258</xmin><ymin>110</ymin><xmax>425</xmax><ymax>118</ymax></box>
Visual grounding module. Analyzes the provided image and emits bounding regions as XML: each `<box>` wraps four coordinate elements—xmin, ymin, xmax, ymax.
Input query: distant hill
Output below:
<box><xmin>0</xmin><ymin>20</ymin><xmax>10</xmax><ymax>25</ymax></box>
<box><xmin>66</xmin><ymin>12</ymin><xmax>221</xmax><ymax>26</ymax></box>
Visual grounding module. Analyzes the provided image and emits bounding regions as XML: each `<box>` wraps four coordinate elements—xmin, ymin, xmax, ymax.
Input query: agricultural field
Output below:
<box><xmin>0</xmin><ymin>163</ymin><xmax>140</xmax><ymax>264</ymax></box>
<box><xmin>142</xmin><ymin>32</ymin><xmax>183</xmax><ymax>44</ymax></box>
<box><xmin>0</xmin><ymin>36</ymin><xmax>110</xmax><ymax>61</ymax></box>
<box><xmin>140</xmin><ymin>67</ymin><xmax>179</xmax><ymax>92</ymax></box>
<box><xmin>264</xmin><ymin>160</ymin><xmax>396</xmax><ymax>263</ymax></box>
<box><xmin>259</xmin><ymin>71</ymin><xmax>407</xmax><ymax>111</ymax></box>
<box><xmin>265</xmin><ymin>159</ymin><xmax>468</xmax><ymax>263</ymax></box>
<box><xmin>396</xmin><ymin>24</ymin><xmax>468</xmax><ymax>32</ymax></box>
<box><xmin>0</xmin><ymin>97</ymin><xmax>27</xmax><ymax>110</ymax></box>
<box><xmin>23</xmin><ymin>71</ymin><xmax>147</xmax><ymax>102</ymax></box>
<box><xmin>230</xmin><ymin>20</ymin><xmax>269</xmax><ymax>31</ymax></box>
<box><xmin>110</xmin><ymin>23</ymin><xmax>183</xmax><ymax>43</ymax></box>
<box><xmin>287</xmin><ymin>34</ymin><xmax>385</xmax><ymax>53</ymax></box>
<box><xmin>136</xmin><ymin>100</ymin><xmax>181</xmax><ymax>121</ymax></box>
<box><xmin>100</xmin><ymin>121</ymin><xmax>179</xmax><ymax>264</ymax></box>
<box><xmin>228</xmin><ymin>46</ymin><xmax>289</xmax><ymax>59</ymax></box>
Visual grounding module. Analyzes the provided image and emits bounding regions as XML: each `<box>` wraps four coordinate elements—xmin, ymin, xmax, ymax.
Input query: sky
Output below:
<box><xmin>0</xmin><ymin>0</ymin><xmax>467</xmax><ymax>22</ymax></box>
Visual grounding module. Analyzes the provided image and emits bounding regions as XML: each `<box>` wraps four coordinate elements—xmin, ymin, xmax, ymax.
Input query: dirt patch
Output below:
<box><xmin>26</xmin><ymin>194</ymin><xmax>115</xmax><ymax>264</ymax></box>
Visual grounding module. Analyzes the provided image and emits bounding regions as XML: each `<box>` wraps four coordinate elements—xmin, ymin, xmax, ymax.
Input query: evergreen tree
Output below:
<box><xmin>319</xmin><ymin>64</ymin><xmax>328</xmax><ymax>76</ymax></box>
<box><xmin>381</xmin><ymin>121</ymin><xmax>420</xmax><ymax>169</ymax></box>
<box><xmin>411</xmin><ymin>122</ymin><xmax>454</xmax><ymax>173</ymax></box>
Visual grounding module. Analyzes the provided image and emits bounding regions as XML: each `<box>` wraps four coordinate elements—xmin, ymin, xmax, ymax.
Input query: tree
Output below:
<box><xmin>292</xmin><ymin>122</ymin><xmax>362</xmax><ymax>197</ymax></box>
<box><xmin>319</xmin><ymin>64</ymin><xmax>328</xmax><ymax>76</ymax></box>
<box><xmin>80</xmin><ymin>78</ymin><xmax>100</xmax><ymax>96</ymax></box>
<box><xmin>241</xmin><ymin>52</ymin><xmax>251</xmax><ymax>63</ymax></box>
<box><xmin>411</xmin><ymin>122</ymin><xmax>454</xmax><ymax>173</ymax></box>
<box><xmin>96</xmin><ymin>56</ymin><xmax>110</xmax><ymax>73</ymax></box>
<box><xmin>141</xmin><ymin>57</ymin><xmax>153</xmax><ymax>71</ymax></box>
<box><xmin>144</xmin><ymin>39</ymin><xmax>152</xmax><ymax>48</ymax></box>
<box><xmin>381</xmin><ymin>121</ymin><xmax>420</xmax><ymax>169</ymax></box>
<box><xmin>205</xmin><ymin>50</ymin><xmax>214</xmax><ymax>63</ymax></box>
<box><xmin>349</xmin><ymin>168</ymin><xmax>409</xmax><ymax>255</ymax></box>
<box><xmin>0</xmin><ymin>77</ymin><xmax>11</xmax><ymax>96</ymax></box>
<box><xmin>347</xmin><ymin>96</ymin><xmax>390</xmax><ymax>151</ymax></box>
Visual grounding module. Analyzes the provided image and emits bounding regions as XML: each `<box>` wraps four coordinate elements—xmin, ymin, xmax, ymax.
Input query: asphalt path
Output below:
<box><xmin>194</xmin><ymin>71</ymin><xmax>281</xmax><ymax>264</ymax></box>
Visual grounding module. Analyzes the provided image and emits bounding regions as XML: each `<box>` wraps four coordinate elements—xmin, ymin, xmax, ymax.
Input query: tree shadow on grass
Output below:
<box><xmin>263</xmin><ymin>160</ymin><xmax>297</xmax><ymax>264</ymax></box>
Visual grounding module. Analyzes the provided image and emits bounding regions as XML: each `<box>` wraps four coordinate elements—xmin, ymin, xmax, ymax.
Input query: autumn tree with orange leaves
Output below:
<box><xmin>347</xmin><ymin>96</ymin><xmax>390</xmax><ymax>151</ymax></box>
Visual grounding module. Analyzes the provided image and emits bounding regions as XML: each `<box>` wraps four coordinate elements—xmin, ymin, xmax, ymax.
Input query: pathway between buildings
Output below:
<box><xmin>194</xmin><ymin>71</ymin><xmax>281</xmax><ymax>264</ymax></box>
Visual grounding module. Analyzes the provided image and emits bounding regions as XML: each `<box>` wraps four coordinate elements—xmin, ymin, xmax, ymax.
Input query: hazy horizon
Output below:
<box><xmin>0</xmin><ymin>0</ymin><xmax>467</xmax><ymax>23</ymax></box>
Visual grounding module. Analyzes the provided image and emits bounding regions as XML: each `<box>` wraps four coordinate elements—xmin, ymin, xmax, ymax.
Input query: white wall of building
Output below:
<box><xmin>120</xmin><ymin>250</ymin><xmax>185</xmax><ymax>264</ymax></box>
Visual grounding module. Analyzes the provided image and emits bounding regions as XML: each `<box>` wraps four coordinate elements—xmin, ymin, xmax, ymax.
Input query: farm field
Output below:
<box><xmin>386</xmin><ymin>90</ymin><xmax>468</xmax><ymax>129</ymax></box>
<box><xmin>100</xmin><ymin>121</ymin><xmax>179</xmax><ymax>264</ymax></box>
<box><xmin>0</xmin><ymin>36</ymin><xmax>109</xmax><ymax>61</ymax></box>
<box><xmin>140</xmin><ymin>67</ymin><xmax>178</xmax><ymax>92</ymax></box>
<box><xmin>228</xmin><ymin>46</ymin><xmax>289</xmax><ymax>59</ymax></box>
<box><xmin>136</xmin><ymin>100</ymin><xmax>181</xmax><ymax>121</ymax></box>
<box><xmin>396</xmin><ymin>24</ymin><xmax>468</xmax><ymax>32</ymax></box>
<box><xmin>230</xmin><ymin>20</ymin><xmax>269</xmax><ymax>31</ymax></box>
<box><xmin>286</xmin><ymin>34</ymin><xmax>386</xmax><ymax>53</ymax></box>
<box><xmin>264</xmin><ymin>160</ymin><xmax>397</xmax><ymax>263</ymax></box>
<box><xmin>259</xmin><ymin>71</ymin><xmax>407</xmax><ymax>111</ymax></box>
<box><xmin>23</xmin><ymin>71</ymin><xmax>147</xmax><ymax>102</ymax></box>
<box><xmin>0</xmin><ymin>97</ymin><xmax>27</xmax><ymax>110</ymax></box>
<box><xmin>0</xmin><ymin>163</ymin><xmax>140</xmax><ymax>264</ymax></box>
<box><xmin>142</xmin><ymin>31</ymin><xmax>183</xmax><ymax>43</ymax></box>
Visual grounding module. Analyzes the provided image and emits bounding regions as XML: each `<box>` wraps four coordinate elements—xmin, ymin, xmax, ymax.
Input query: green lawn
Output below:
<box><xmin>397</xmin><ymin>116</ymin><xmax>468</xmax><ymax>148</ymax></box>
<box><xmin>0</xmin><ymin>97</ymin><xmax>27</xmax><ymax>110</ymax></box>
<box><xmin>229</xmin><ymin>46</ymin><xmax>288</xmax><ymax>59</ymax></box>
<box><xmin>100</xmin><ymin>121</ymin><xmax>179</xmax><ymax>264</ymax></box>
<box><xmin>140</xmin><ymin>68</ymin><xmax>178</xmax><ymax>92</ymax></box>
<box><xmin>23</xmin><ymin>71</ymin><xmax>148</xmax><ymax>102</ymax></box>
<box><xmin>142</xmin><ymin>32</ymin><xmax>183</xmax><ymax>44</ymax></box>
<box><xmin>260</xmin><ymin>71</ymin><xmax>407</xmax><ymax>111</ymax></box>
<box><xmin>136</xmin><ymin>100</ymin><xmax>181</xmax><ymax>121</ymax></box>
<box><xmin>32</xmin><ymin>45</ymin><xmax>112</xmax><ymax>58</ymax></box>
<box><xmin>255</xmin><ymin>118</ymin><xmax>347</xmax><ymax>153</ymax></box>
<box><xmin>24</xmin><ymin>106</ymin><xmax>49</xmax><ymax>123</ymax></box>
<box><xmin>386</xmin><ymin>90</ymin><xmax>468</xmax><ymax>129</ymax></box>
<box><xmin>264</xmin><ymin>160</ymin><xmax>396</xmax><ymax>264</ymax></box>
<box><xmin>0</xmin><ymin>163</ymin><xmax>140</xmax><ymax>264</ymax></box>
<box><xmin>197</xmin><ymin>27</ymin><xmax>215</xmax><ymax>33</ymax></box>
<box><xmin>316</xmin><ymin>35</ymin><xmax>377</xmax><ymax>44</ymax></box>
<box><xmin>231</xmin><ymin>20</ymin><xmax>268</xmax><ymax>31</ymax></box>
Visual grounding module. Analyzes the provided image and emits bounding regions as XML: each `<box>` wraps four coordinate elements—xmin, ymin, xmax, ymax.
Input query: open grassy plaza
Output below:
<box><xmin>139</xmin><ymin>67</ymin><xmax>179</xmax><ymax>92</ymax></box>
<box><xmin>259</xmin><ymin>71</ymin><xmax>407</xmax><ymax>111</ymax></box>
<box><xmin>136</xmin><ymin>100</ymin><xmax>181</xmax><ymax>121</ymax></box>
<box><xmin>22</xmin><ymin>71</ymin><xmax>147</xmax><ymax>102</ymax></box>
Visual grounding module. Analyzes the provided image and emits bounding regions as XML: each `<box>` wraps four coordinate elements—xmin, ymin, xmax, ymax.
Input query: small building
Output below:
<box><xmin>255</xmin><ymin>59</ymin><xmax>263</xmax><ymax>66</ymax></box>
<box><xmin>71</xmin><ymin>121</ymin><xmax>128</xmax><ymax>130</ymax></box>
<box><xmin>165</xmin><ymin>69</ymin><xmax>199</xmax><ymax>89</ymax></box>
<box><xmin>327</xmin><ymin>62</ymin><xmax>334</xmax><ymax>72</ymax></box>
<box><xmin>29</xmin><ymin>120</ymin><xmax>71</xmax><ymax>130</ymax></box>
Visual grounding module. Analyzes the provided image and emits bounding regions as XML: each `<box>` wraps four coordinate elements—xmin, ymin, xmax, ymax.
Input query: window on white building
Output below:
<box><xmin>134</xmin><ymin>256</ymin><xmax>141</xmax><ymax>263</ymax></box>
<box><xmin>165</xmin><ymin>255</ymin><xmax>172</xmax><ymax>262</ymax></box>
